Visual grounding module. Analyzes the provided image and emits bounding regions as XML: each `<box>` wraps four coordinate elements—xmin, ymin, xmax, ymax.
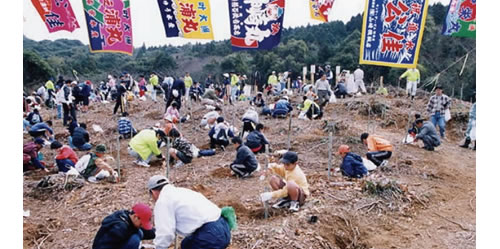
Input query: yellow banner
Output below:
<box><xmin>174</xmin><ymin>0</ymin><xmax>214</xmax><ymax>39</ymax></box>
<box><xmin>310</xmin><ymin>0</ymin><xmax>325</xmax><ymax>22</ymax></box>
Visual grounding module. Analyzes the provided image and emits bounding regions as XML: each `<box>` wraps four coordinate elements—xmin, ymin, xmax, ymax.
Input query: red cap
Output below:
<box><xmin>85</xmin><ymin>80</ymin><xmax>92</xmax><ymax>85</ymax></box>
<box><xmin>132</xmin><ymin>203</ymin><xmax>153</xmax><ymax>230</ymax></box>
<box><xmin>337</xmin><ymin>145</ymin><xmax>350</xmax><ymax>154</ymax></box>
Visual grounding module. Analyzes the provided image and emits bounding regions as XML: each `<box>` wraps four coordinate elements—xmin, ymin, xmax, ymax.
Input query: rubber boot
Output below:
<box><xmin>460</xmin><ymin>137</ymin><xmax>471</xmax><ymax>148</ymax></box>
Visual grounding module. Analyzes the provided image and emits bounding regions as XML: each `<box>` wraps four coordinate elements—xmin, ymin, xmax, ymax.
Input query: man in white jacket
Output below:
<box><xmin>147</xmin><ymin>175</ymin><xmax>231</xmax><ymax>249</ymax></box>
<box><xmin>353</xmin><ymin>66</ymin><xmax>367</xmax><ymax>94</ymax></box>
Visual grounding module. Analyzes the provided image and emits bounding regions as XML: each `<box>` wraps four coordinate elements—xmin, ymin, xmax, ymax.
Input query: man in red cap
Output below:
<box><xmin>92</xmin><ymin>203</ymin><xmax>156</xmax><ymax>249</ymax></box>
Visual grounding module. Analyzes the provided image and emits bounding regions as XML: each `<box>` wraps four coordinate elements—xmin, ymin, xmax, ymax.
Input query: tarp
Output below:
<box><xmin>82</xmin><ymin>0</ymin><xmax>133</xmax><ymax>55</ymax></box>
<box><xmin>157</xmin><ymin>0</ymin><xmax>214</xmax><ymax>39</ymax></box>
<box><xmin>228</xmin><ymin>0</ymin><xmax>286</xmax><ymax>50</ymax></box>
<box><xmin>442</xmin><ymin>0</ymin><xmax>476</xmax><ymax>38</ymax></box>
<box><xmin>31</xmin><ymin>0</ymin><xmax>80</xmax><ymax>33</ymax></box>
<box><xmin>309</xmin><ymin>0</ymin><xmax>335</xmax><ymax>22</ymax></box>
<box><xmin>359</xmin><ymin>0</ymin><xmax>429</xmax><ymax>68</ymax></box>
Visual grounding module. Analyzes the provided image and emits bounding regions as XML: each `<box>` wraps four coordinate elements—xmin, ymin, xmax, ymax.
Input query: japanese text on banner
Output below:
<box><xmin>157</xmin><ymin>0</ymin><xmax>214</xmax><ymax>39</ymax></box>
<box><xmin>442</xmin><ymin>0</ymin><xmax>475</xmax><ymax>37</ymax></box>
<box><xmin>309</xmin><ymin>0</ymin><xmax>335</xmax><ymax>22</ymax></box>
<box><xmin>31</xmin><ymin>0</ymin><xmax>80</xmax><ymax>33</ymax></box>
<box><xmin>359</xmin><ymin>0</ymin><xmax>429</xmax><ymax>68</ymax></box>
<box><xmin>82</xmin><ymin>0</ymin><xmax>133</xmax><ymax>55</ymax></box>
<box><xmin>228</xmin><ymin>0</ymin><xmax>286</xmax><ymax>51</ymax></box>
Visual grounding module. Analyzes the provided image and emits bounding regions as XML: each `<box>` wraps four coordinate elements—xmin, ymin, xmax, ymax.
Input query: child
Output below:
<box><xmin>92</xmin><ymin>203</ymin><xmax>156</xmax><ymax>249</ymax></box>
<box><xmin>260</xmin><ymin>151</ymin><xmax>309</xmax><ymax>212</ymax></box>
<box><xmin>337</xmin><ymin>145</ymin><xmax>368</xmax><ymax>178</ymax></box>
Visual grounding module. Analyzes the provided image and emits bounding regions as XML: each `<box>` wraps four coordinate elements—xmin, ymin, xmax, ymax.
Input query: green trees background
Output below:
<box><xmin>23</xmin><ymin>3</ymin><xmax>475</xmax><ymax>100</ymax></box>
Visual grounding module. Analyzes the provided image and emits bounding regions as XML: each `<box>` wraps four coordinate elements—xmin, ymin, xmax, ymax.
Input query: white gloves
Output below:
<box><xmin>260</xmin><ymin>192</ymin><xmax>273</xmax><ymax>202</ymax></box>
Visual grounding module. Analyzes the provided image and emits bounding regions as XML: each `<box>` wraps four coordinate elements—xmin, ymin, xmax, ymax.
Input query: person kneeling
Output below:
<box><xmin>230</xmin><ymin>137</ymin><xmax>260</xmax><ymax>178</ymax></box>
<box><xmin>260</xmin><ymin>151</ymin><xmax>310</xmax><ymax>212</ymax></box>
<box><xmin>414</xmin><ymin>118</ymin><xmax>441</xmax><ymax>151</ymax></box>
<box><xmin>337</xmin><ymin>145</ymin><xmax>367</xmax><ymax>178</ymax></box>
<box><xmin>75</xmin><ymin>144</ymin><xmax>118</xmax><ymax>183</ymax></box>
<box><xmin>92</xmin><ymin>203</ymin><xmax>155</xmax><ymax>249</ymax></box>
<box><xmin>245</xmin><ymin>124</ymin><xmax>269</xmax><ymax>154</ymax></box>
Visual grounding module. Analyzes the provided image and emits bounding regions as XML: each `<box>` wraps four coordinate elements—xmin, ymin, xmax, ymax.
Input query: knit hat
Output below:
<box><xmin>50</xmin><ymin>141</ymin><xmax>63</xmax><ymax>149</ymax></box>
<box><xmin>34</xmin><ymin>138</ymin><xmax>45</xmax><ymax>146</ymax></box>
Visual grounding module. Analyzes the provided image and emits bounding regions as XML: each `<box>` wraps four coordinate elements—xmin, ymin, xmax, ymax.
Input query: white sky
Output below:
<box><xmin>23</xmin><ymin>0</ymin><xmax>449</xmax><ymax>47</ymax></box>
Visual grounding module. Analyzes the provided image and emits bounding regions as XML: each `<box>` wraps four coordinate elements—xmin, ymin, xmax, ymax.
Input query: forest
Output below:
<box><xmin>23</xmin><ymin>3</ymin><xmax>475</xmax><ymax>100</ymax></box>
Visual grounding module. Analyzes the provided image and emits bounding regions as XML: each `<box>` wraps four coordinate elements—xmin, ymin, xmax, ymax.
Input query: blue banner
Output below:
<box><xmin>228</xmin><ymin>0</ymin><xmax>285</xmax><ymax>51</ymax></box>
<box><xmin>157</xmin><ymin>0</ymin><xmax>181</xmax><ymax>37</ymax></box>
<box><xmin>359</xmin><ymin>0</ymin><xmax>429</xmax><ymax>68</ymax></box>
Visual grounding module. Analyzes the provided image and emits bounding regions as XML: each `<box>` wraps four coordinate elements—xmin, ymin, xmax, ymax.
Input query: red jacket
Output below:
<box><xmin>56</xmin><ymin>145</ymin><xmax>78</xmax><ymax>164</ymax></box>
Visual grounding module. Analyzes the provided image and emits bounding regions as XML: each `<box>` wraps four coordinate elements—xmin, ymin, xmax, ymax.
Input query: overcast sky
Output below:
<box><xmin>23</xmin><ymin>0</ymin><xmax>449</xmax><ymax>47</ymax></box>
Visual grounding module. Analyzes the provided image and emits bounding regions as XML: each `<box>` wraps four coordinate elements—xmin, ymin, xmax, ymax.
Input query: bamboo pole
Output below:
<box><xmin>327</xmin><ymin>131</ymin><xmax>333</xmax><ymax>179</ymax></box>
<box><xmin>287</xmin><ymin>114</ymin><xmax>292</xmax><ymax>150</ymax></box>
<box><xmin>264</xmin><ymin>144</ymin><xmax>270</xmax><ymax>219</ymax></box>
<box><xmin>116</xmin><ymin>136</ymin><xmax>121</xmax><ymax>180</ymax></box>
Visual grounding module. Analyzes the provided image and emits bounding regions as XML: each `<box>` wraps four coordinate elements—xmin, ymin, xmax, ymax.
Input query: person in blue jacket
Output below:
<box><xmin>245</xmin><ymin>123</ymin><xmax>269</xmax><ymax>154</ymax></box>
<box><xmin>271</xmin><ymin>96</ymin><xmax>293</xmax><ymax>118</ymax></box>
<box><xmin>230</xmin><ymin>136</ymin><xmax>260</xmax><ymax>178</ymax></box>
<box><xmin>337</xmin><ymin>145</ymin><xmax>367</xmax><ymax>178</ymax></box>
<box><xmin>92</xmin><ymin>203</ymin><xmax>156</xmax><ymax>249</ymax></box>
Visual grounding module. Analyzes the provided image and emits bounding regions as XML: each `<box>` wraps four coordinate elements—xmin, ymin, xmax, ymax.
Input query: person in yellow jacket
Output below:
<box><xmin>184</xmin><ymin>72</ymin><xmax>193</xmax><ymax>101</ymax></box>
<box><xmin>149</xmin><ymin>72</ymin><xmax>159</xmax><ymax>102</ymax></box>
<box><xmin>299</xmin><ymin>96</ymin><xmax>322</xmax><ymax>120</ymax></box>
<box><xmin>260</xmin><ymin>151</ymin><xmax>309</xmax><ymax>212</ymax></box>
<box><xmin>128</xmin><ymin>129</ymin><xmax>166</xmax><ymax>167</ymax></box>
<box><xmin>399</xmin><ymin>68</ymin><xmax>420</xmax><ymax>100</ymax></box>
<box><xmin>230</xmin><ymin>72</ymin><xmax>239</xmax><ymax>102</ymax></box>
<box><xmin>360</xmin><ymin>133</ymin><xmax>393</xmax><ymax>167</ymax></box>
<box><xmin>45</xmin><ymin>78</ymin><xmax>56</xmax><ymax>103</ymax></box>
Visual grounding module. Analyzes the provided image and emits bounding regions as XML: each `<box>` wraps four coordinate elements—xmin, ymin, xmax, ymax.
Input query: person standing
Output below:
<box><xmin>184</xmin><ymin>72</ymin><xmax>193</xmax><ymax>101</ymax></box>
<box><xmin>45</xmin><ymin>78</ymin><xmax>55</xmax><ymax>104</ymax></box>
<box><xmin>147</xmin><ymin>175</ymin><xmax>234</xmax><ymax>249</ymax></box>
<box><xmin>252</xmin><ymin>70</ymin><xmax>263</xmax><ymax>92</ymax></box>
<box><xmin>150</xmin><ymin>72</ymin><xmax>159</xmax><ymax>102</ymax></box>
<box><xmin>426</xmin><ymin>85</ymin><xmax>451</xmax><ymax>139</ymax></box>
<box><xmin>314</xmin><ymin>74</ymin><xmax>330</xmax><ymax>107</ymax></box>
<box><xmin>460</xmin><ymin>102</ymin><xmax>476</xmax><ymax>149</ymax></box>
<box><xmin>61</xmin><ymin>80</ymin><xmax>77</xmax><ymax>126</ymax></box>
<box><xmin>113</xmin><ymin>81</ymin><xmax>127</xmax><ymax>116</ymax></box>
<box><xmin>353</xmin><ymin>66</ymin><xmax>367</xmax><ymax>94</ymax></box>
<box><xmin>399</xmin><ymin>68</ymin><xmax>420</xmax><ymax>100</ymax></box>
<box><xmin>267</xmin><ymin>71</ymin><xmax>278</xmax><ymax>95</ymax></box>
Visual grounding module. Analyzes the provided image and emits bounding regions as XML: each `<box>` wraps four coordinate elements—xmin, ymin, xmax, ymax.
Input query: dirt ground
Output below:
<box><xmin>23</xmin><ymin>87</ymin><xmax>475</xmax><ymax>249</ymax></box>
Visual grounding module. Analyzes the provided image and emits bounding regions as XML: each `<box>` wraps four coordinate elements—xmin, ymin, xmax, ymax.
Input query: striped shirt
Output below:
<box><xmin>427</xmin><ymin>94</ymin><xmax>451</xmax><ymax>114</ymax></box>
<box><xmin>118</xmin><ymin>118</ymin><xmax>132</xmax><ymax>135</ymax></box>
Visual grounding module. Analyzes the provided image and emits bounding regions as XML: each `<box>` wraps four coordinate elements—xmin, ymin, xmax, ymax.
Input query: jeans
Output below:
<box><xmin>421</xmin><ymin>135</ymin><xmax>441</xmax><ymax>150</ymax></box>
<box><xmin>56</xmin><ymin>159</ymin><xmax>75</xmax><ymax>173</ymax></box>
<box><xmin>68</xmin><ymin>136</ymin><xmax>92</xmax><ymax>151</ymax></box>
<box><xmin>128</xmin><ymin>146</ymin><xmax>153</xmax><ymax>163</ymax></box>
<box><xmin>430</xmin><ymin>112</ymin><xmax>446</xmax><ymax>138</ymax></box>
<box><xmin>198</xmin><ymin>149</ymin><xmax>216</xmax><ymax>157</ymax></box>
<box><xmin>181</xmin><ymin>216</ymin><xmax>231</xmax><ymax>249</ymax></box>
<box><xmin>57</xmin><ymin>104</ymin><xmax>62</xmax><ymax>119</ymax></box>
<box><xmin>231</xmin><ymin>86</ymin><xmax>238</xmax><ymax>102</ymax></box>
<box><xmin>119</xmin><ymin>229</ymin><xmax>143</xmax><ymax>249</ymax></box>
<box><xmin>280</xmin><ymin>82</ymin><xmax>286</xmax><ymax>92</ymax></box>
<box><xmin>23</xmin><ymin>119</ymin><xmax>30</xmax><ymax>131</ymax></box>
<box><xmin>151</xmin><ymin>87</ymin><xmax>157</xmax><ymax>101</ymax></box>
<box><xmin>63</xmin><ymin>103</ymin><xmax>77</xmax><ymax>126</ymax></box>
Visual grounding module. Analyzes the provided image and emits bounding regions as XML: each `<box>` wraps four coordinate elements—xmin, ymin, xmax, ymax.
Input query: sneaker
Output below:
<box><xmin>289</xmin><ymin>201</ymin><xmax>300</xmax><ymax>212</ymax></box>
<box><xmin>272</xmin><ymin>198</ymin><xmax>291</xmax><ymax>209</ymax></box>
<box><xmin>174</xmin><ymin>161</ymin><xmax>184</xmax><ymax>168</ymax></box>
<box><xmin>423</xmin><ymin>146</ymin><xmax>434</xmax><ymax>151</ymax></box>
<box><xmin>88</xmin><ymin>176</ymin><xmax>98</xmax><ymax>183</ymax></box>
<box><xmin>241</xmin><ymin>172</ymin><xmax>251</xmax><ymax>178</ymax></box>
<box><xmin>220</xmin><ymin>145</ymin><xmax>225</xmax><ymax>151</ymax></box>
<box><xmin>135</xmin><ymin>160</ymin><xmax>150</xmax><ymax>167</ymax></box>
<box><xmin>380</xmin><ymin>160</ymin><xmax>389</xmax><ymax>167</ymax></box>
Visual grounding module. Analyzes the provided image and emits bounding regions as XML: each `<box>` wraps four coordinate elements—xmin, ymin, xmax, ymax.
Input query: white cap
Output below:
<box><xmin>147</xmin><ymin>175</ymin><xmax>169</xmax><ymax>191</ymax></box>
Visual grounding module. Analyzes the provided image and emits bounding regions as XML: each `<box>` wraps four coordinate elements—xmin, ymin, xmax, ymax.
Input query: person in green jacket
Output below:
<box><xmin>45</xmin><ymin>78</ymin><xmax>55</xmax><ymax>104</ymax></box>
<box><xmin>128</xmin><ymin>129</ymin><xmax>166</xmax><ymax>167</ymax></box>
<box><xmin>184</xmin><ymin>72</ymin><xmax>193</xmax><ymax>101</ymax></box>
<box><xmin>299</xmin><ymin>96</ymin><xmax>322</xmax><ymax>120</ymax></box>
<box><xmin>399</xmin><ymin>68</ymin><xmax>420</xmax><ymax>100</ymax></box>
<box><xmin>150</xmin><ymin>72</ymin><xmax>159</xmax><ymax>102</ymax></box>
<box><xmin>230</xmin><ymin>72</ymin><xmax>240</xmax><ymax>102</ymax></box>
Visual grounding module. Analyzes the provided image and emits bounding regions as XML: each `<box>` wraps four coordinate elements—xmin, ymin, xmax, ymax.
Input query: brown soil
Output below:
<box><xmin>24</xmin><ymin>89</ymin><xmax>475</xmax><ymax>248</ymax></box>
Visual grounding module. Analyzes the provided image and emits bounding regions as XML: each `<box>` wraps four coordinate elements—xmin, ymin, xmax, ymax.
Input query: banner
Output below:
<box><xmin>31</xmin><ymin>0</ymin><xmax>80</xmax><ymax>33</ymax></box>
<box><xmin>82</xmin><ymin>0</ymin><xmax>133</xmax><ymax>55</ymax></box>
<box><xmin>157</xmin><ymin>0</ymin><xmax>214</xmax><ymax>39</ymax></box>
<box><xmin>228</xmin><ymin>0</ymin><xmax>285</xmax><ymax>50</ymax></box>
<box><xmin>442</xmin><ymin>0</ymin><xmax>475</xmax><ymax>37</ymax></box>
<box><xmin>309</xmin><ymin>0</ymin><xmax>335</xmax><ymax>22</ymax></box>
<box><xmin>359</xmin><ymin>0</ymin><xmax>429</xmax><ymax>68</ymax></box>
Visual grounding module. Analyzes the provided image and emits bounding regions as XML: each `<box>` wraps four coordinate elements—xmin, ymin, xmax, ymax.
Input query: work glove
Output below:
<box><xmin>260</xmin><ymin>192</ymin><xmax>273</xmax><ymax>202</ymax></box>
<box><xmin>156</xmin><ymin>154</ymin><xmax>165</xmax><ymax>160</ymax></box>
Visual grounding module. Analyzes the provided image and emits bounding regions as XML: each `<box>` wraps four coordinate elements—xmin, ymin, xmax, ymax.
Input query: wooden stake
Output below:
<box><xmin>328</xmin><ymin>131</ymin><xmax>333</xmax><ymax>179</ymax></box>
<box><xmin>116</xmin><ymin>136</ymin><xmax>121</xmax><ymax>180</ymax></box>
<box><xmin>287</xmin><ymin>114</ymin><xmax>292</xmax><ymax>150</ymax></box>
<box><xmin>166</xmin><ymin>137</ymin><xmax>171</xmax><ymax>179</ymax></box>
<box><xmin>264</xmin><ymin>144</ymin><xmax>270</xmax><ymax>219</ymax></box>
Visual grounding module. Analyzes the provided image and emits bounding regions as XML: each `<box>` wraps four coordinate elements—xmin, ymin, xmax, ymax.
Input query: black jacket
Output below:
<box><xmin>92</xmin><ymin>210</ymin><xmax>155</xmax><ymax>249</ymax></box>
<box><xmin>232</xmin><ymin>145</ymin><xmax>258</xmax><ymax>170</ymax></box>
<box><xmin>171</xmin><ymin>79</ymin><xmax>186</xmax><ymax>96</ymax></box>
